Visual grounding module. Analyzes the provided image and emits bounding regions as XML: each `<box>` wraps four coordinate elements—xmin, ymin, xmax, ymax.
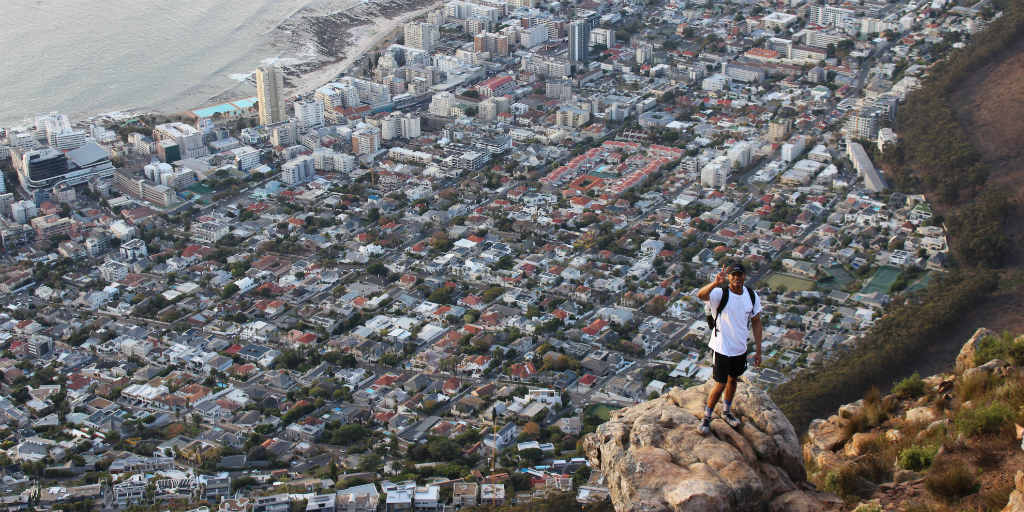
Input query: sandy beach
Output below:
<box><xmin>281</xmin><ymin>0</ymin><xmax>445</xmax><ymax>100</ymax></box>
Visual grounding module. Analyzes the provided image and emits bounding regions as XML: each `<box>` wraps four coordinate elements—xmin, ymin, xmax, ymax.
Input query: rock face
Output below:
<box><xmin>1003</xmin><ymin>470</ymin><xmax>1024</xmax><ymax>512</ymax></box>
<box><xmin>582</xmin><ymin>380</ymin><xmax>842</xmax><ymax>512</ymax></box>
<box><xmin>955</xmin><ymin>327</ymin><xmax>992</xmax><ymax>373</ymax></box>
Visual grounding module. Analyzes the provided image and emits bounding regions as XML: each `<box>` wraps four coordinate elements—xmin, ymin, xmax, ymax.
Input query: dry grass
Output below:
<box><xmin>954</xmin><ymin>372</ymin><xmax>992</xmax><ymax>403</ymax></box>
<box><xmin>983</xmin><ymin>483</ymin><xmax>1015</xmax><ymax>510</ymax></box>
<box><xmin>923</xmin><ymin>460</ymin><xmax>980</xmax><ymax>502</ymax></box>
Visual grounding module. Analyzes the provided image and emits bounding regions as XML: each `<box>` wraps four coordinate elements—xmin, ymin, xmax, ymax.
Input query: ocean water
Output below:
<box><xmin>0</xmin><ymin>0</ymin><xmax>321</xmax><ymax>126</ymax></box>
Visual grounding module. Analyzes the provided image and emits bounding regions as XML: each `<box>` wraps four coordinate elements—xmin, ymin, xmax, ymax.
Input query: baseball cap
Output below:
<box><xmin>728</xmin><ymin>263</ymin><xmax>746</xmax><ymax>275</ymax></box>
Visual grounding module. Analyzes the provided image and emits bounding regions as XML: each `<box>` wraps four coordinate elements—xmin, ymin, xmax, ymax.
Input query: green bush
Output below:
<box><xmin>975</xmin><ymin>331</ymin><xmax>1024</xmax><ymax>366</ymax></box>
<box><xmin>821</xmin><ymin>464</ymin><xmax>859</xmax><ymax>498</ymax></box>
<box><xmin>897</xmin><ymin>445</ymin><xmax>938</xmax><ymax>471</ymax></box>
<box><xmin>956</xmin><ymin>402</ymin><xmax>1013</xmax><ymax>436</ymax></box>
<box><xmin>892</xmin><ymin>372</ymin><xmax>926</xmax><ymax>398</ymax></box>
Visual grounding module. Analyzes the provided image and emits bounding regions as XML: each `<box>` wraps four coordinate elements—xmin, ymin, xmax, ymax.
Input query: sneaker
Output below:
<box><xmin>697</xmin><ymin>416</ymin><xmax>711</xmax><ymax>435</ymax></box>
<box><xmin>723</xmin><ymin>411</ymin><xmax>742</xmax><ymax>428</ymax></box>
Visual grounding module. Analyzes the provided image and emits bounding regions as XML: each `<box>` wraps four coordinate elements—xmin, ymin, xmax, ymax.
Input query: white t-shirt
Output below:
<box><xmin>706</xmin><ymin>287</ymin><xmax>762</xmax><ymax>357</ymax></box>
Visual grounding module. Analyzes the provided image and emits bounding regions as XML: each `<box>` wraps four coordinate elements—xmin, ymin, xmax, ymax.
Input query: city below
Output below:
<box><xmin>0</xmin><ymin>0</ymin><xmax>975</xmax><ymax>510</ymax></box>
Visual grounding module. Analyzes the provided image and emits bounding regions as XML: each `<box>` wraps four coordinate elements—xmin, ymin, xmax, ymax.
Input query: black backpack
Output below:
<box><xmin>708</xmin><ymin>285</ymin><xmax>756</xmax><ymax>336</ymax></box>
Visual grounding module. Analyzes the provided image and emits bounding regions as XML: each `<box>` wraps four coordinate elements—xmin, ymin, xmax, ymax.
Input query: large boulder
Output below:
<box><xmin>1002</xmin><ymin>470</ymin><xmax>1024</xmax><ymax>512</ymax></box>
<box><xmin>807</xmin><ymin>416</ymin><xmax>851</xmax><ymax>452</ymax></box>
<box><xmin>955</xmin><ymin>328</ymin><xmax>993</xmax><ymax>373</ymax></box>
<box><xmin>582</xmin><ymin>380</ymin><xmax>841</xmax><ymax>512</ymax></box>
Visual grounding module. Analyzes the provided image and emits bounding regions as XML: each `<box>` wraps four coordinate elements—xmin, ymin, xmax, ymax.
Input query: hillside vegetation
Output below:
<box><xmin>770</xmin><ymin>271</ymin><xmax>998</xmax><ymax>432</ymax></box>
<box><xmin>804</xmin><ymin>331</ymin><xmax>1024</xmax><ymax>510</ymax></box>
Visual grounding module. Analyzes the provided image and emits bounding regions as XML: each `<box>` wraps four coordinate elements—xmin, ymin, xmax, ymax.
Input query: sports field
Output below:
<box><xmin>587</xmin><ymin>404</ymin><xmax>623</xmax><ymax>421</ymax></box>
<box><xmin>859</xmin><ymin>265</ymin><xmax>902</xmax><ymax>295</ymax></box>
<box><xmin>821</xmin><ymin>266</ymin><xmax>855</xmax><ymax>286</ymax></box>
<box><xmin>764</xmin><ymin>273</ymin><xmax>816</xmax><ymax>292</ymax></box>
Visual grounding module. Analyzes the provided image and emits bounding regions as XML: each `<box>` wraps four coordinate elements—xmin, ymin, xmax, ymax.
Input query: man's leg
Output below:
<box><xmin>721</xmin><ymin>373</ymin><xmax>743</xmax><ymax>427</ymax></box>
<box><xmin>706</xmin><ymin>381</ymin><xmax>726</xmax><ymax>411</ymax></box>
<box><xmin>724</xmin><ymin>376</ymin><xmax>738</xmax><ymax>402</ymax></box>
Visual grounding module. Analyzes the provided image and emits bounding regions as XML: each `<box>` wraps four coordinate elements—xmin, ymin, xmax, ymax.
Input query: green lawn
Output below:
<box><xmin>587</xmin><ymin>404</ymin><xmax>623</xmax><ymax>421</ymax></box>
<box><xmin>763</xmin><ymin>273</ymin><xmax>816</xmax><ymax>292</ymax></box>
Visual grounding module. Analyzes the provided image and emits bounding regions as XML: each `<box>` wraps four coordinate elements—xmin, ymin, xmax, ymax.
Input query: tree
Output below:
<box><xmin>192</xmin><ymin>413</ymin><xmax>202</xmax><ymax>427</ymax></box>
<box><xmin>367</xmin><ymin>262</ymin><xmax>387</xmax><ymax>276</ymax></box>
<box><xmin>221</xmin><ymin>283</ymin><xmax>240</xmax><ymax>300</ymax></box>
<box><xmin>428</xmin><ymin>287</ymin><xmax>452</xmax><ymax>305</ymax></box>
<box><xmin>358</xmin><ymin>452</ymin><xmax>382</xmax><ymax>472</ymax></box>
<box><xmin>522</xmin><ymin>421</ymin><xmax>541</xmax><ymax>439</ymax></box>
<box><xmin>426</xmin><ymin>437</ymin><xmax>461</xmax><ymax>461</ymax></box>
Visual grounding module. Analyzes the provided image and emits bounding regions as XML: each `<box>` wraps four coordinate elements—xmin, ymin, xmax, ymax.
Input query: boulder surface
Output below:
<box><xmin>583</xmin><ymin>380</ymin><xmax>842</xmax><ymax>512</ymax></box>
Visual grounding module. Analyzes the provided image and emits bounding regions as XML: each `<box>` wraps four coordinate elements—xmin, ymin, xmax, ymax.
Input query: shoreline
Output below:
<box><xmin>88</xmin><ymin>0</ymin><xmax>442</xmax><ymax>126</ymax></box>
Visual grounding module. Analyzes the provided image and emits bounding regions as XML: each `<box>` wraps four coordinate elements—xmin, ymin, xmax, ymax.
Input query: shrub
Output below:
<box><xmin>956</xmin><ymin>401</ymin><xmax>1012</xmax><ymax>436</ymax></box>
<box><xmin>853</xmin><ymin>452</ymin><xmax>895</xmax><ymax>484</ymax></box>
<box><xmin>897</xmin><ymin>445</ymin><xmax>938</xmax><ymax>472</ymax></box>
<box><xmin>892</xmin><ymin>372</ymin><xmax>926</xmax><ymax>398</ymax></box>
<box><xmin>955</xmin><ymin>372</ymin><xmax>990</xmax><ymax>402</ymax></box>
<box><xmin>820</xmin><ymin>463</ymin><xmax>859</xmax><ymax>499</ymax></box>
<box><xmin>974</xmin><ymin>331</ymin><xmax>1024</xmax><ymax>366</ymax></box>
<box><xmin>924</xmin><ymin>461</ymin><xmax>979</xmax><ymax>502</ymax></box>
<box><xmin>983</xmin><ymin>483</ymin><xmax>1015</xmax><ymax>511</ymax></box>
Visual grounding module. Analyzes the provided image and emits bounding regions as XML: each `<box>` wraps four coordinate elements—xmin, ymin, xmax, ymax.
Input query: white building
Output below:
<box><xmin>589</xmin><ymin>27</ymin><xmax>615</xmax><ymax>48</ymax></box>
<box><xmin>700</xmin><ymin>158</ymin><xmax>731</xmax><ymax>189</ymax></box>
<box><xmin>294</xmin><ymin>99</ymin><xmax>325</xmax><ymax>129</ymax></box>
<box><xmin>781</xmin><ymin>136</ymin><xmax>806</xmax><ymax>163</ymax></box>
<box><xmin>35</xmin><ymin>112</ymin><xmax>87</xmax><ymax>151</ymax></box>
<box><xmin>281</xmin><ymin>155</ymin><xmax>315</xmax><ymax>186</ymax></box>
<box><xmin>519</xmin><ymin>26</ymin><xmax>549</xmax><ymax>48</ymax></box>
<box><xmin>727</xmin><ymin>141</ymin><xmax>752</xmax><ymax>169</ymax></box>
<box><xmin>153</xmin><ymin>122</ymin><xmax>209</xmax><ymax>159</ymax></box>
<box><xmin>231</xmin><ymin>146</ymin><xmax>262</xmax><ymax>171</ymax></box>
<box><xmin>701</xmin><ymin>74</ymin><xmax>729</xmax><ymax>91</ymax></box>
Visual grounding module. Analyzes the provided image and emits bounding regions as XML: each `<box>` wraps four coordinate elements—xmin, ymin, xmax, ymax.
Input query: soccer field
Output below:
<box><xmin>860</xmin><ymin>265</ymin><xmax>902</xmax><ymax>295</ymax></box>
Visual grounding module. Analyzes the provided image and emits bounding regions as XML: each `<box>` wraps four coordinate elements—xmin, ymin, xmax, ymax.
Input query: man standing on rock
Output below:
<box><xmin>696</xmin><ymin>262</ymin><xmax>763</xmax><ymax>435</ymax></box>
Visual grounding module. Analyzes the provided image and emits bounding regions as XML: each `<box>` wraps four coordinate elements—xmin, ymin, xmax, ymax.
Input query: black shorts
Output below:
<box><xmin>712</xmin><ymin>351</ymin><xmax>748</xmax><ymax>384</ymax></box>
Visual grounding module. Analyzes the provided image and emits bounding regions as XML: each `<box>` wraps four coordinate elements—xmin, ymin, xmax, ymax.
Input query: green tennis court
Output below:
<box><xmin>821</xmin><ymin>266</ymin><xmax>854</xmax><ymax>286</ymax></box>
<box><xmin>860</xmin><ymin>265</ymin><xmax>902</xmax><ymax>295</ymax></box>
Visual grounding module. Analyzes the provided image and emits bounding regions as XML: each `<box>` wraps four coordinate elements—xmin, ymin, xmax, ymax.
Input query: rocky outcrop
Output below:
<box><xmin>582</xmin><ymin>379</ymin><xmax>842</xmax><ymax>512</ymax></box>
<box><xmin>1004</xmin><ymin>470</ymin><xmax>1024</xmax><ymax>512</ymax></box>
<box><xmin>954</xmin><ymin>327</ymin><xmax>993</xmax><ymax>373</ymax></box>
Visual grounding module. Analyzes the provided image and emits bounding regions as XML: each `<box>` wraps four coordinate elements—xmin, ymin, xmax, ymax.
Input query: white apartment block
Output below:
<box><xmin>589</xmin><ymin>28</ymin><xmax>615</xmax><ymax>48</ymax></box>
<box><xmin>519</xmin><ymin>26</ymin><xmax>549</xmax><ymax>48</ymax></box>
<box><xmin>339</xmin><ymin>77</ymin><xmax>392</xmax><ymax>107</ymax></box>
<box><xmin>520</xmin><ymin>53</ymin><xmax>570</xmax><ymax>77</ymax></box>
<box><xmin>281</xmin><ymin>155</ymin><xmax>315</xmax><ymax>186</ymax></box>
<box><xmin>36</xmin><ymin>112</ymin><xmax>86</xmax><ymax>151</ymax></box>
<box><xmin>153</xmin><ymin>123</ymin><xmax>209</xmax><ymax>159</ymax></box>
<box><xmin>294</xmin><ymin>99</ymin><xmax>325</xmax><ymax>129</ymax></box>
<box><xmin>781</xmin><ymin>136</ymin><xmax>806</xmax><ymax>163</ymax></box>
<box><xmin>315</xmin><ymin>83</ymin><xmax>361</xmax><ymax>110</ymax></box>
<box><xmin>381</xmin><ymin>112</ymin><xmax>422</xmax><ymax>140</ymax></box>
<box><xmin>808</xmin><ymin>5</ymin><xmax>854</xmax><ymax>26</ymax></box>
<box><xmin>701</xmin><ymin>158</ymin><xmax>730</xmax><ymax>189</ymax></box>
<box><xmin>230</xmin><ymin>146</ymin><xmax>262</xmax><ymax>171</ymax></box>
<box><xmin>429</xmin><ymin>92</ymin><xmax>458</xmax><ymax>117</ymax></box>
<box><xmin>727</xmin><ymin>141</ymin><xmax>752</xmax><ymax>169</ymax></box>
<box><xmin>192</xmin><ymin>222</ymin><xmax>230</xmax><ymax>243</ymax></box>
<box><xmin>405</xmin><ymin>22</ymin><xmax>439</xmax><ymax>52</ymax></box>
